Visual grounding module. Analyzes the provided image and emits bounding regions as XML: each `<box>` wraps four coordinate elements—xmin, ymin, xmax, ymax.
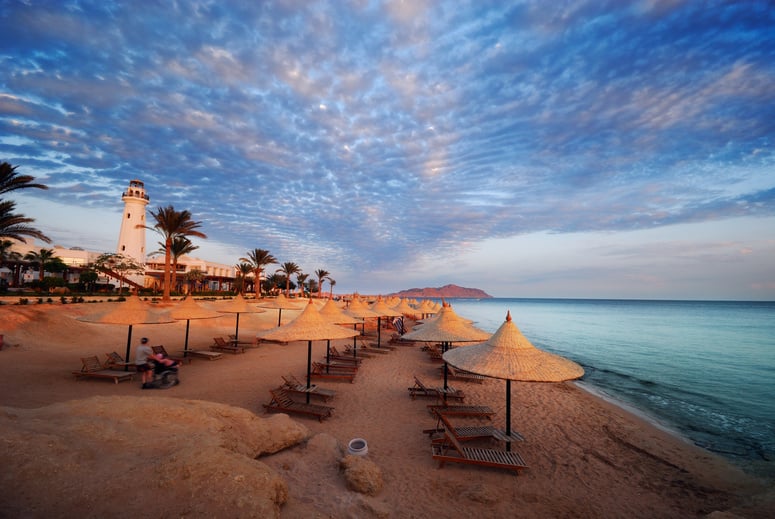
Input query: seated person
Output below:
<box><xmin>136</xmin><ymin>338</ymin><xmax>179</xmax><ymax>389</ymax></box>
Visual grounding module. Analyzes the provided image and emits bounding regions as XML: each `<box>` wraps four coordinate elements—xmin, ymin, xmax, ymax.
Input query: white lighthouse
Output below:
<box><xmin>117</xmin><ymin>179</ymin><xmax>149</xmax><ymax>264</ymax></box>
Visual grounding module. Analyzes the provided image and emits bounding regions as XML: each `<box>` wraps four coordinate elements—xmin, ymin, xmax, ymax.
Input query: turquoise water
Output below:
<box><xmin>430</xmin><ymin>298</ymin><xmax>775</xmax><ymax>472</ymax></box>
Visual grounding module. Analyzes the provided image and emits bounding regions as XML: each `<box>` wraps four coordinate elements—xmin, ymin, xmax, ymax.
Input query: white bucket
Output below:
<box><xmin>347</xmin><ymin>438</ymin><xmax>368</xmax><ymax>456</ymax></box>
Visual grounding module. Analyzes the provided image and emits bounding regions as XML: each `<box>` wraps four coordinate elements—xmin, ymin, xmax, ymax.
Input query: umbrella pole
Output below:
<box><xmin>306</xmin><ymin>340</ymin><xmax>312</xmax><ymax>404</ymax></box>
<box><xmin>443</xmin><ymin>341</ymin><xmax>450</xmax><ymax>390</ymax></box>
<box><xmin>124</xmin><ymin>324</ymin><xmax>133</xmax><ymax>371</ymax></box>
<box><xmin>352</xmin><ymin>325</ymin><xmax>358</xmax><ymax>358</ymax></box>
<box><xmin>184</xmin><ymin>319</ymin><xmax>191</xmax><ymax>357</ymax></box>
<box><xmin>377</xmin><ymin>317</ymin><xmax>381</xmax><ymax>348</ymax></box>
<box><xmin>277</xmin><ymin>309</ymin><xmax>282</xmax><ymax>327</ymax></box>
<box><xmin>234</xmin><ymin>313</ymin><xmax>241</xmax><ymax>341</ymax></box>
<box><xmin>506</xmin><ymin>380</ymin><xmax>512</xmax><ymax>452</ymax></box>
<box><xmin>326</xmin><ymin>339</ymin><xmax>331</xmax><ymax>364</ymax></box>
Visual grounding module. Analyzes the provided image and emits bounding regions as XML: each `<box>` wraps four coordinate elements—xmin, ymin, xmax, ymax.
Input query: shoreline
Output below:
<box><xmin>1</xmin><ymin>301</ymin><xmax>773</xmax><ymax>517</ymax></box>
<box><xmin>575</xmin><ymin>380</ymin><xmax>692</xmax><ymax>443</ymax></box>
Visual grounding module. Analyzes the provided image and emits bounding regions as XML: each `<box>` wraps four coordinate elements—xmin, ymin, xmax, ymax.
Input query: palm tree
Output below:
<box><xmin>239</xmin><ymin>248</ymin><xmax>277</xmax><ymax>297</ymax></box>
<box><xmin>264</xmin><ymin>273</ymin><xmax>283</xmax><ymax>295</ymax></box>
<box><xmin>0</xmin><ymin>162</ymin><xmax>49</xmax><ymax>194</ymax></box>
<box><xmin>234</xmin><ymin>262</ymin><xmax>253</xmax><ymax>295</ymax></box>
<box><xmin>328</xmin><ymin>278</ymin><xmax>336</xmax><ymax>299</ymax></box>
<box><xmin>23</xmin><ymin>248</ymin><xmax>58</xmax><ymax>283</ymax></box>
<box><xmin>315</xmin><ymin>269</ymin><xmax>330</xmax><ymax>298</ymax></box>
<box><xmin>0</xmin><ymin>163</ymin><xmax>50</xmax><ymax>244</ymax></box>
<box><xmin>276</xmin><ymin>261</ymin><xmax>301</xmax><ymax>297</ymax></box>
<box><xmin>296</xmin><ymin>273</ymin><xmax>309</xmax><ymax>298</ymax></box>
<box><xmin>147</xmin><ymin>205</ymin><xmax>207</xmax><ymax>301</ymax></box>
<box><xmin>157</xmin><ymin>236</ymin><xmax>199</xmax><ymax>294</ymax></box>
<box><xmin>0</xmin><ymin>200</ymin><xmax>51</xmax><ymax>243</ymax></box>
<box><xmin>185</xmin><ymin>268</ymin><xmax>204</xmax><ymax>294</ymax></box>
<box><xmin>0</xmin><ymin>239</ymin><xmax>23</xmax><ymax>286</ymax></box>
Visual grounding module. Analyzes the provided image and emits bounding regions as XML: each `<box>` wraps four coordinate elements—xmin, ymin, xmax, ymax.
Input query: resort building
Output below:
<box><xmin>1</xmin><ymin>179</ymin><xmax>236</xmax><ymax>292</ymax></box>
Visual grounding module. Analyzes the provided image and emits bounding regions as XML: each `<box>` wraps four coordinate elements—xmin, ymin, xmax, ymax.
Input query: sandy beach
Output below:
<box><xmin>1</xmin><ymin>299</ymin><xmax>772</xmax><ymax>518</ymax></box>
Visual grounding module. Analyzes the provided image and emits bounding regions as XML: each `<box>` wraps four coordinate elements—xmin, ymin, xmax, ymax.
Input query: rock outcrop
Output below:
<box><xmin>0</xmin><ymin>396</ymin><xmax>310</xmax><ymax>519</ymax></box>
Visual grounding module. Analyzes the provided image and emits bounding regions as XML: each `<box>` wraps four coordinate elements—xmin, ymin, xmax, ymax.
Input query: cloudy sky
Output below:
<box><xmin>2</xmin><ymin>0</ymin><xmax>774</xmax><ymax>300</ymax></box>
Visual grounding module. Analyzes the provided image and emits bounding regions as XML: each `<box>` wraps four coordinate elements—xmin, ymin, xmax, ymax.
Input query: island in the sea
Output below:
<box><xmin>389</xmin><ymin>284</ymin><xmax>493</xmax><ymax>299</ymax></box>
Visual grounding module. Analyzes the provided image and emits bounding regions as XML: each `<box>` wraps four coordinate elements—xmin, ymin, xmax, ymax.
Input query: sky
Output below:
<box><xmin>1</xmin><ymin>0</ymin><xmax>774</xmax><ymax>300</ymax></box>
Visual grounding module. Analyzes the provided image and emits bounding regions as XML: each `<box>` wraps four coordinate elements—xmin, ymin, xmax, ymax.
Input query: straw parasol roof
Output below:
<box><xmin>256</xmin><ymin>299</ymin><xmax>358</xmax><ymax>343</ymax></box>
<box><xmin>400</xmin><ymin>303</ymin><xmax>489</xmax><ymax>343</ymax></box>
<box><xmin>344</xmin><ymin>297</ymin><xmax>380</xmax><ymax>320</ymax></box>
<box><xmin>416</xmin><ymin>299</ymin><xmax>437</xmax><ymax>318</ymax></box>
<box><xmin>443</xmin><ymin>311</ymin><xmax>584</xmax><ymax>449</ymax></box>
<box><xmin>319</xmin><ymin>298</ymin><xmax>362</xmax><ymax>326</ymax></box>
<box><xmin>79</xmin><ymin>295</ymin><xmax>174</xmax><ymax>326</ymax></box>
<box><xmin>215</xmin><ymin>293</ymin><xmax>265</xmax><ymax>342</ymax></box>
<box><xmin>169</xmin><ymin>297</ymin><xmax>222</xmax><ymax>321</ymax></box>
<box><xmin>401</xmin><ymin>302</ymin><xmax>490</xmax><ymax>389</ymax></box>
<box><xmin>370</xmin><ymin>297</ymin><xmax>403</xmax><ymax>318</ymax></box>
<box><xmin>257</xmin><ymin>293</ymin><xmax>302</xmax><ymax>326</ymax></box>
<box><xmin>392</xmin><ymin>298</ymin><xmax>418</xmax><ymax>318</ymax></box>
<box><xmin>257</xmin><ymin>299</ymin><xmax>359</xmax><ymax>401</ymax></box>
<box><xmin>442</xmin><ymin>311</ymin><xmax>584</xmax><ymax>383</ymax></box>
<box><xmin>257</xmin><ymin>293</ymin><xmax>301</xmax><ymax>310</ymax></box>
<box><xmin>368</xmin><ymin>296</ymin><xmax>403</xmax><ymax>347</ymax></box>
<box><xmin>77</xmin><ymin>295</ymin><xmax>176</xmax><ymax>364</ymax></box>
<box><xmin>317</xmin><ymin>298</ymin><xmax>362</xmax><ymax>365</ymax></box>
<box><xmin>215</xmin><ymin>293</ymin><xmax>265</xmax><ymax>314</ymax></box>
<box><xmin>168</xmin><ymin>297</ymin><xmax>222</xmax><ymax>356</ymax></box>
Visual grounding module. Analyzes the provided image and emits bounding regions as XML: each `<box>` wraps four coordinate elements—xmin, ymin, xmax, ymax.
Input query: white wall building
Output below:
<box><xmin>3</xmin><ymin>179</ymin><xmax>236</xmax><ymax>292</ymax></box>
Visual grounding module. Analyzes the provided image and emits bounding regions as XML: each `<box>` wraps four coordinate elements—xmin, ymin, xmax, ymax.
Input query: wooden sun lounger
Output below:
<box><xmin>228</xmin><ymin>334</ymin><xmax>259</xmax><ymax>347</ymax></box>
<box><xmin>424</xmin><ymin>413</ymin><xmax>524</xmax><ymax>443</ymax></box>
<box><xmin>325</xmin><ymin>353</ymin><xmax>362</xmax><ymax>366</ymax></box>
<box><xmin>310</xmin><ymin>362</ymin><xmax>356</xmax><ymax>383</ymax></box>
<box><xmin>263</xmin><ymin>388</ymin><xmax>334</xmax><ymax>422</ymax></box>
<box><xmin>428</xmin><ymin>404</ymin><xmax>495</xmax><ymax>419</ymax></box>
<box><xmin>72</xmin><ymin>356</ymin><xmax>135</xmax><ymax>384</ymax></box>
<box><xmin>184</xmin><ymin>349</ymin><xmax>224</xmax><ymax>360</ymax></box>
<box><xmin>431</xmin><ymin>414</ymin><xmax>528</xmax><ymax>473</ymax></box>
<box><xmin>104</xmin><ymin>351</ymin><xmax>136</xmax><ymax>371</ymax></box>
<box><xmin>312</xmin><ymin>361</ymin><xmax>358</xmax><ymax>372</ymax></box>
<box><xmin>211</xmin><ymin>337</ymin><xmax>246</xmax><ymax>354</ymax></box>
<box><xmin>408</xmin><ymin>375</ymin><xmax>465</xmax><ymax>401</ymax></box>
<box><xmin>426</xmin><ymin>347</ymin><xmax>445</xmax><ymax>362</ymax></box>
<box><xmin>281</xmin><ymin>375</ymin><xmax>336</xmax><ymax>402</ymax></box>
<box><xmin>327</xmin><ymin>346</ymin><xmax>364</xmax><ymax>364</ymax></box>
<box><xmin>442</xmin><ymin>365</ymin><xmax>486</xmax><ymax>383</ymax></box>
<box><xmin>356</xmin><ymin>339</ymin><xmax>392</xmax><ymax>353</ymax></box>
<box><xmin>342</xmin><ymin>345</ymin><xmax>376</xmax><ymax>358</ymax></box>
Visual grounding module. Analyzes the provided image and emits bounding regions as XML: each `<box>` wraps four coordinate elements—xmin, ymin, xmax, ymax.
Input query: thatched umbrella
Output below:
<box><xmin>257</xmin><ymin>299</ymin><xmax>358</xmax><ymax>402</ymax></box>
<box><xmin>319</xmin><ymin>299</ymin><xmax>363</xmax><ymax>363</ymax></box>
<box><xmin>417</xmin><ymin>299</ymin><xmax>438</xmax><ymax>319</ymax></box>
<box><xmin>443</xmin><ymin>311</ymin><xmax>585</xmax><ymax>450</ymax></box>
<box><xmin>77</xmin><ymin>295</ymin><xmax>175</xmax><ymax>369</ymax></box>
<box><xmin>392</xmin><ymin>298</ymin><xmax>418</xmax><ymax>320</ymax></box>
<box><xmin>168</xmin><ymin>297</ymin><xmax>222</xmax><ymax>357</ymax></box>
<box><xmin>344</xmin><ymin>298</ymin><xmax>380</xmax><ymax>357</ymax></box>
<box><xmin>215</xmin><ymin>293</ymin><xmax>265</xmax><ymax>343</ymax></box>
<box><xmin>257</xmin><ymin>293</ymin><xmax>302</xmax><ymax>327</ymax></box>
<box><xmin>369</xmin><ymin>296</ymin><xmax>403</xmax><ymax>347</ymax></box>
<box><xmin>401</xmin><ymin>302</ymin><xmax>490</xmax><ymax>389</ymax></box>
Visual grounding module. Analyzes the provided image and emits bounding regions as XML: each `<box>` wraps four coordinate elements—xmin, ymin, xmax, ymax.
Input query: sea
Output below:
<box><xmin>428</xmin><ymin>298</ymin><xmax>775</xmax><ymax>478</ymax></box>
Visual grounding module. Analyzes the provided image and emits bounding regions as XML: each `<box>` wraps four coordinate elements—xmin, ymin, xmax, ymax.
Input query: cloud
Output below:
<box><xmin>1</xmin><ymin>1</ymin><xmax>774</xmax><ymax>298</ymax></box>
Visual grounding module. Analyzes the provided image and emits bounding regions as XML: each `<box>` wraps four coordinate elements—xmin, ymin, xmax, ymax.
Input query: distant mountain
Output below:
<box><xmin>390</xmin><ymin>284</ymin><xmax>492</xmax><ymax>299</ymax></box>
